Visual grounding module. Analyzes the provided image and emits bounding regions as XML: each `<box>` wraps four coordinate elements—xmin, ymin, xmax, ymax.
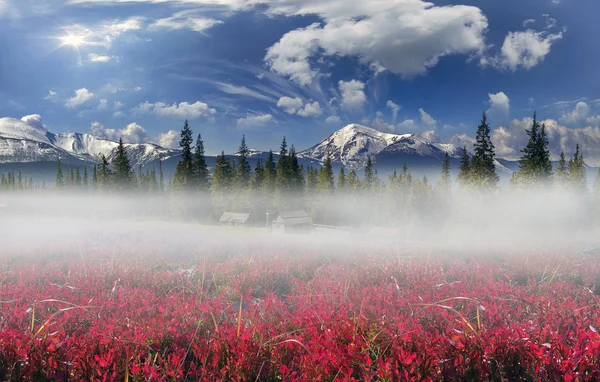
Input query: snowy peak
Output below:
<box><xmin>301</xmin><ymin>123</ymin><xmax>461</xmax><ymax>169</ymax></box>
<box><xmin>0</xmin><ymin>117</ymin><xmax>180</xmax><ymax>167</ymax></box>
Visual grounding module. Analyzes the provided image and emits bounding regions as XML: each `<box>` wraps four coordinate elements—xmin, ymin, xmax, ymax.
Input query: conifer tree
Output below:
<box><xmin>276</xmin><ymin>137</ymin><xmax>291</xmax><ymax>193</ymax></box>
<box><xmin>159</xmin><ymin>157</ymin><xmax>164</xmax><ymax>193</ymax></box>
<box><xmin>75</xmin><ymin>167</ymin><xmax>81</xmax><ymax>187</ymax></box>
<box><xmin>568</xmin><ymin>144</ymin><xmax>587</xmax><ymax>191</ymax></box>
<box><xmin>17</xmin><ymin>172</ymin><xmax>23</xmax><ymax>191</ymax></box>
<box><xmin>92</xmin><ymin>165</ymin><xmax>97</xmax><ymax>189</ymax></box>
<box><xmin>515</xmin><ymin>112</ymin><xmax>552</xmax><ymax>186</ymax></box>
<box><xmin>554</xmin><ymin>151</ymin><xmax>568</xmax><ymax>188</ymax></box>
<box><xmin>437</xmin><ymin>151</ymin><xmax>452</xmax><ymax>199</ymax></box>
<box><xmin>56</xmin><ymin>159</ymin><xmax>64</xmax><ymax>189</ymax></box>
<box><xmin>317</xmin><ymin>153</ymin><xmax>334</xmax><ymax>193</ymax></box>
<box><xmin>470</xmin><ymin>112</ymin><xmax>498</xmax><ymax>189</ymax></box>
<box><xmin>537</xmin><ymin>123</ymin><xmax>553</xmax><ymax>183</ymax></box>
<box><xmin>347</xmin><ymin>170</ymin><xmax>360</xmax><ymax>192</ymax></box>
<box><xmin>288</xmin><ymin>146</ymin><xmax>304</xmax><ymax>195</ymax></box>
<box><xmin>174</xmin><ymin>120</ymin><xmax>194</xmax><ymax>190</ymax></box>
<box><xmin>457</xmin><ymin>146</ymin><xmax>471</xmax><ymax>187</ymax></box>
<box><xmin>363</xmin><ymin>156</ymin><xmax>376</xmax><ymax>191</ymax></box>
<box><xmin>337</xmin><ymin>167</ymin><xmax>346</xmax><ymax>192</ymax></box>
<box><xmin>83</xmin><ymin>167</ymin><xmax>89</xmax><ymax>188</ymax></box>
<box><xmin>113</xmin><ymin>137</ymin><xmax>132</xmax><ymax>191</ymax></box>
<box><xmin>68</xmin><ymin>168</ymin><xmax>75</xmax><ymax>187</ymax></box>
<box><xmin>97</xmin><ymin>155</ymin><xmax>113</xmax><ymax>193</ymax></box>
<box><xmin>251</xmin><ymin>159</ymin><xmax>265</xmax><ymax>191</ymax></box>
<box><xmin>211</xmin><ymin>151</ymin><xmax>233</xmax><ymax>193</ymax></box>
<box><xmin>263</xmin><ymin>150</ymin><xmax>277</xmax><ymax>195</ymax></box>
<box><xmin>192</xmin><ymin>134</ymin><xmax>209</xmax><ymax>192</ymax></box>
<box><xmin>236</xmin><ymin>135</ymin><xmax>252</xmax><ymax>190</ymax></box>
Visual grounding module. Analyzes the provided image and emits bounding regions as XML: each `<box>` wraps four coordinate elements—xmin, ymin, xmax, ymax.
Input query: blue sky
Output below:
<box><xmin>1</xmin><ymin>0</ymin><xmax>600</xmax><ymax>164</ymax></box>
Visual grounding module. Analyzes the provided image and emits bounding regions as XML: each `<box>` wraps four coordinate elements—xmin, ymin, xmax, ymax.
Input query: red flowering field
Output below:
<box><xmin>2</xmin><ymin>238</ymin><xmax>600</xmax><ymax>381</ymax></box>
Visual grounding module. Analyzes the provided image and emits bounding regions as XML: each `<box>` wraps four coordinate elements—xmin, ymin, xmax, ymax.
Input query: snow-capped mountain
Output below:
<box><xmin>0</xmin><ymin>117</ymin><xmax>180</xmax><ymax>167</ymax></box>
<box><xmin>301</xmin><ymin>124</ymin><xmax>463</xmax><ymax>170</ymax></box>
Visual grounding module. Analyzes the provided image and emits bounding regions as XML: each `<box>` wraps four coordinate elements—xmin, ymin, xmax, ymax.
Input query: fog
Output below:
<box><xmin>1</xmin><ymin>188</ymin><xmax>599</xmax><ymax>260</ymax></box>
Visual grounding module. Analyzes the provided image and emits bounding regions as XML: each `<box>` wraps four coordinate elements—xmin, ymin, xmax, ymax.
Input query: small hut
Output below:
<box><xmin>219</xmin><ymin>212</ymin><xmax>252</xmax><ymax>227</ymax></box>
<box><xmin>272</xmin><ymin>210</ymin><xmax>313</xmax><ymax>233</ymax></box>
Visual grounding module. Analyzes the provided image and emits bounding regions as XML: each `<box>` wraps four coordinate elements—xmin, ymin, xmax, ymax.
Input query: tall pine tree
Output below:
<box><xmin>174</xmin><ymin>120</ymin><xmax>194</xmax><ymax>190</ymax></box>
<box><xmin>470</xmin><ymin>112</ymin><xmax>498</xmax><ymax>189</ymax></box>
<box><xmin>56</xmin><ymin>159</ymin><xmax>64</xmax><ymax>189</ymax></box>
<box><xmin>113</xmin><ymin>137</ymin><xmax>132</xmax><ymax>191</ymax></box>
<box><xmin>457</xmin><ymin>147</ymin><xmax>471</xmax><ymax>187</ymax></box>
<box><xmin>236</xmin><ymin>135</ymin><xmax>252</xmax><ymax>190</ymax></box>
<box><xmin>192</xmin><ymin>133</ymin><xmax>209</xmax><ymax>192</ymax></box>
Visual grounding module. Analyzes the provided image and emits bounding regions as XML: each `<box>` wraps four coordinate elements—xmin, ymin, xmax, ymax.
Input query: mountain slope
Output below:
<box><xmin>301</xmin><ymin>124</ymin><xmax>463</xmax><ymax>170</ymax></box>
<box><xmin>0</xmin><ymin>117</ymin><xmax>180</xmax><ymax>167</ymax></box>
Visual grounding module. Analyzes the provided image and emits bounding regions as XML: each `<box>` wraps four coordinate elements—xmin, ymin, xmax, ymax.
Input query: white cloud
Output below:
<box><xmin>339</xmin><ymin>80</ymin><xmax>366</xmax><ymax>111</ymax></box>
<box><xmin>132</xmin><ymin>101</ymin><xmax>216</xmax><ymax>119</ymax></box>
<box><xmin>523</xmin><ymin>19</ymin><xmax>536</xmax><ymax>27</ymax></box>
<box><xmin>44</xmin><ymin>90</ymin><xmax>58</xmax><ymax>101</ymax></box>
<box><xmin>236</xmin><ymin>114</ymin><xmax>276</xmax><ymax>128</ymax></box>
<box><xmin>114</xmin><ymin>101</ymin><xmax>124</xmax><ymax>110</ymax></box>
<box><xmin>65</xmin><ymin>88</ymin><xmax>96</xmax><ymax>108</ymax></box>
<box><xmin>397</xmin><ymin>119</ymin><xmax>419</xmax><ymax>132</ymax></box>
<box><xmin>484</xmin><ymin>28</ymin><xmax>564</xmax><ymax>71</ymax></box>
<box><xmin>88</xmin><ymin>53</ymin><xmax>116</xmax><ymax>63</ymax></box>
<box><xmin>325</xmin><ymin>115</ymin><xmax>341</xmax><ymax>125</ymax></box>
<box><xmin>422</xmin><ymin>129</ymin><xmax>440</xmax><ymax>143</ymax></box>
<box><xmin>104</xmin><ymin>17</ymin><xmax>144</xmax><ymax>36</ymax></box>
<box><xmin>21</xmin><ymin>114</ymin><xmax>46</xmax><ymax>131</ymax></box>
<box><xmin>561</xmin><ymin>101</ymin><xmax>589</xmax><ymax>125</ymax></box>
<box><xmin>90</xmin><ymin>121</ymin><xmax>150</xmax><ymax>144</ymax></box>
<box><xmin>387</xmin><ymin>100</ymin><xmax>401</xmax><ymax>123</ymax></box>
<box><xmin>156</xmin><ymin>129</ymin><xmax>180</xmax><ymax>149</ymax></box>
<box><xmin>150</xmin><ymin>10</ymin><xmax>223</xmax><ymax>33</ymax></box>
<box><xmin>487</xmin><ymin>92</ymin><xmax>510</xmax><ymax>115</ymax></box>
<box><xmin>263</xmin><ymin>0</ymin><xmax>487</xmax><ymax>85</ymax></box>
<box><xmin>448</xmin><ymin>134</ymin><xmax>476</xmax><ymax>152</ymax></box>
<box><xmin>298</xmin><ymin>101</ymin><xmax>322</xmax><ymax>117</ymax></box>
<box><xmin>491</xmin><ymin>117</ymin><xmax>600</xmax><ymax>166</ymax></box>
<box><xmin>419</xmin><ymin>108</ymin><xmax>437</xmax><ymax>128</ymax></box>
<box><xmin>277</xmin><ymin>96</ymin><xmax>304</xmax><ymax>114</ymax></box>
<box><xmin>215</xmin><ymin>82</ymin><xmax>275</xmax><ymax>102</ymax></box>
<box><xmin>370</xmin><ymin>116</ymin><xmax>396</xmax><ymax>133</ymax></box>
<box><xmin>97</xmin><ymin>99</ymin><xmax>108</xmax><ymax>110</ymax></box>
<box><xmin>113</xmin><ymin>111</ymin><xmax>125</xmax><ymax>118</ymax></box>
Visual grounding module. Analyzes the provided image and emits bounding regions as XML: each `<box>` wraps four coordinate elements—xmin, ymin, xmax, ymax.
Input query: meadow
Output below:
<box><xmin>1</xmin><ymin>220</ymin><xmax>599</xmax><ymax>381</ymax></box>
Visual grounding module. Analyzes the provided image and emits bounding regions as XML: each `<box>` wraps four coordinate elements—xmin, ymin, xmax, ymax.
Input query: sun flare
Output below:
<box><xmin>60</xmin><ymin>34</ymin><xmax>86</xmax><ymax>48</ymax></box>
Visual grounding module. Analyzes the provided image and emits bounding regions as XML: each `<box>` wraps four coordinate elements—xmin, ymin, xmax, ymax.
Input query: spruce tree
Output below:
<box><xmin>276</xmin><ymin>137</ymin><xmax>291</xmax><ymax>193</ymax></box>
<box><xmin>236</xmin><ymin>135</ymin><xmax>252</xmax><ymax>190</ymax></box>
<box><xmin>97</xmin><ymin>155</ymin><xmax>113</xmax><ymax>193</ymax></box>
<box><xmin>83</xmin><ymin>167</ymin><xmax>89</xmax><ymax>188</ymax></box>
<box><xmin>56</xmin><ymin>159</ymin><xmax>64</xmax><ymax>189</ymax></box>
<box><xmin>263</xmin><ymin>150</ymin><xmax>277</xmax><ymax>195</ymax></box>
<box><xmin>174</xmin><ymin>120</ymin><xmax>194</xmax><ymax>190</ymax></box>
<box><xmin>554</xmin><ymin>151</ymin><xmax>568</xmax><ymax>188</ymax></box>
<box><xmin>363</xmin><ymin>157</ymin><xmax>376</xmax><ymax>191</ymax></box>
<box><xmin>192</xmin><ymin>134</ymin><xmax>209</xmax><ymax>192</ymax></box>
<box><xmin>252</xmin><ymin>159</ymin><xmax>265</xmax><ymax>191</ymax></box>
<box><xmin>516</xmin><ymin>112</ymin><xmax>552</xmax><ymax>186</ymax></box>
<box><xmin>438</xmin><ymin>151</ymin><xmax>451</xmax><ymax>199</ymax></box>
<box><xmin>470</xmin><ymin>112</ymin><xmax>498</xmax><ymax>189</ymax></box>
<box><xmin>159</xmin><ymin>157</ymin><xmax>164</xmax><ymax>193</ymax></box>
<box><xmin>537</xmin><ymin>123</ymin><xmax>553</xmax><ymax>183</ymax></box>
<box><xmin>113</xmin><ymin>137</ymin><xmax>132</xmax><ymax>191</ymax></box>
<box><xmin>317</xmin><ymin>153</ymin><xmax>334</xmax><ymax>193</ymax></box>
<box><xmin>75</xmin><ymin>167</ymin><xmax>81</xmax><ymax>187</ymax></box>
<box><xmin>457</xmin><ymin>147</ymin><xmax>471</xmax><ymax>187</ymax></box>
<box><xmin>337</xmin><ymin>167</ymin><xmax>347</xmax><ymax>192</ymax></box>
<box><xmin>289</xmin><ymin>146</ymin><xmax>304</xmax><ymax>195</ymax></box>
<box><xmin>92</xmin><ymin>165</ymin><xmax>98</xmax><ymax>189</ymax></box>
<box><xmin>568</xmin><ymin>144</ymin><xmax>587</xmax><ymax>191</ymax></box>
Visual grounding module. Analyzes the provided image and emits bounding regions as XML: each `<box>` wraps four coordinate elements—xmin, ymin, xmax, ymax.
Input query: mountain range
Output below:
<box><xmin>1</xmin><ymin>117</ymin><xmax>588</xmax><ymax>184</ymax></box>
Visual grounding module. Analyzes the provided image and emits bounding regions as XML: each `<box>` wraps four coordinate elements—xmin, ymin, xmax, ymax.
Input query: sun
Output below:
<box><xmin>60</xmin><ymin>33</ymin><xmax>86</xmax><ymax>48</ymax></box>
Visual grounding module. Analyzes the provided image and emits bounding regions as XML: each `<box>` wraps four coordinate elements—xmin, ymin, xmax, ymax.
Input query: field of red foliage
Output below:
<box><xmin>2</xmin><ymin>239</ymin><xmax>600</xmax><ymax>381</ymax></box>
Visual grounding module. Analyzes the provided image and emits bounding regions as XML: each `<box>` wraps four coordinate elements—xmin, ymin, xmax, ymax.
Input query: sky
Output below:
<box><xmin>1</xmin><ymin>0</ymin><xmax>600</xmax><ymax>164</ymax></box>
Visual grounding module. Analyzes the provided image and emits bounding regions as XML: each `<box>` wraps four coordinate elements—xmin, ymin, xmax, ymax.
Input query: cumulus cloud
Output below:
<box><xmin>156</xmin><ymin>130</ymin><xmax>180</xmax><ymax>149</ymax></box>
<box><xmin>387</xmin><ymin>100</ymin><xmax>401</xmax><ymax>123</ymax></box>
<box><xmin>419</xmin><ymin>108</ymin><xmax>437</xmax><ymax>128</ymax></box>
<box><xmin>448</xmin><ymin>134</ymin><xmax>476</xmax><ymax>152</ymax></box>
<box><xmin>150</xmin><ymin>10</ymin><xmax>223</xmax><ymax>33</ymax></box>
<box><xmin>21</xmin><ymin>114</ymin><xmax>46</xmax><ymax>131</ymax></box>
<box><xmin>484</xmin><ymin>28</ymin><xmax>564</xmax><ymax>71</ymax></box>
<box><xmin>560</xmin><ymin>101</ymin><xmax>589</xmax><ymax>125</ymax></box>
<box><xmin>65</xmin><ymin>88</ymin><xmax>96</xmax><ymax>108</ymax></box>
<box><xmin>298</xmin><ymin>101</ymin><xmax>322</xmax><ymax>117</ymax></box>
<box><xmin>277</xmin><ymin>96</ymin><xmax>304</xmax><ymax>114</ymax></box>
<box><xmin>236</xmin><ymin>114</ymin><xmax>276</xmax><ymax>128</ymax></box>
<box><xmin>491</xmin><ymin>117</ymin><xmax>600</xmax><ymax>166</ymax></box>
<box><xmin>325</xmin><ymin>115</ymin><xmax>341</xmax><ymax>125</ymax></box>
<box><xmin>421</xmin><ymin>129</ymin><xmax>441</xmax><ymax>143</ymax></box>
<box><xmin>97</xmin><ymin>99</ymin><xmax>109</xmax><ymax>111</ymax></box>
<box><xmin>113</xmin><ymin>101</ymin><xmax>124</xmax><ymax>110</ymax></box>
<box><xmin>339</xmin><ymin>80</ymin><xmax>366</xmax><ymax>111</ymax></box>
<box><xmin>263</xmin><ymin>0</ymin><xmax>487</xmax><ymax>85</ymax></box>
<box><xmin>90</xmin><ymin>121</ymin><xmax>150</xmax><ymax>144</ymax></box>
<box><xmin>397</xmin><ymin>119</ymin><xmax>419</xmax><ymax>132</ymax></box>
<box><xmin>132</xmin><ymin>101</ymin><xmax>216</xmax><ymax>119</ymax></box>
<box><xmin>370</xmin><ymin>116</ymin><xmax>396</xmax><ymax>133</ymax></box>
<box><xmin>104</xmin><ymin>17</ymin><xmax>144</xmax><ymax>36</ymax></box>
<box><xmin>487</xmin><ymin>92</ymin><xmax>510</xmax><ymax>116</ymax></box>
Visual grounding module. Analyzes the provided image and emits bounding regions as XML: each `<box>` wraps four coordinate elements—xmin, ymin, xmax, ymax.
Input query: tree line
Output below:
<box><xmin>2</xmin><ymin>112</ymin><xmax>600</xmax><ymax>230</ymax></box>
